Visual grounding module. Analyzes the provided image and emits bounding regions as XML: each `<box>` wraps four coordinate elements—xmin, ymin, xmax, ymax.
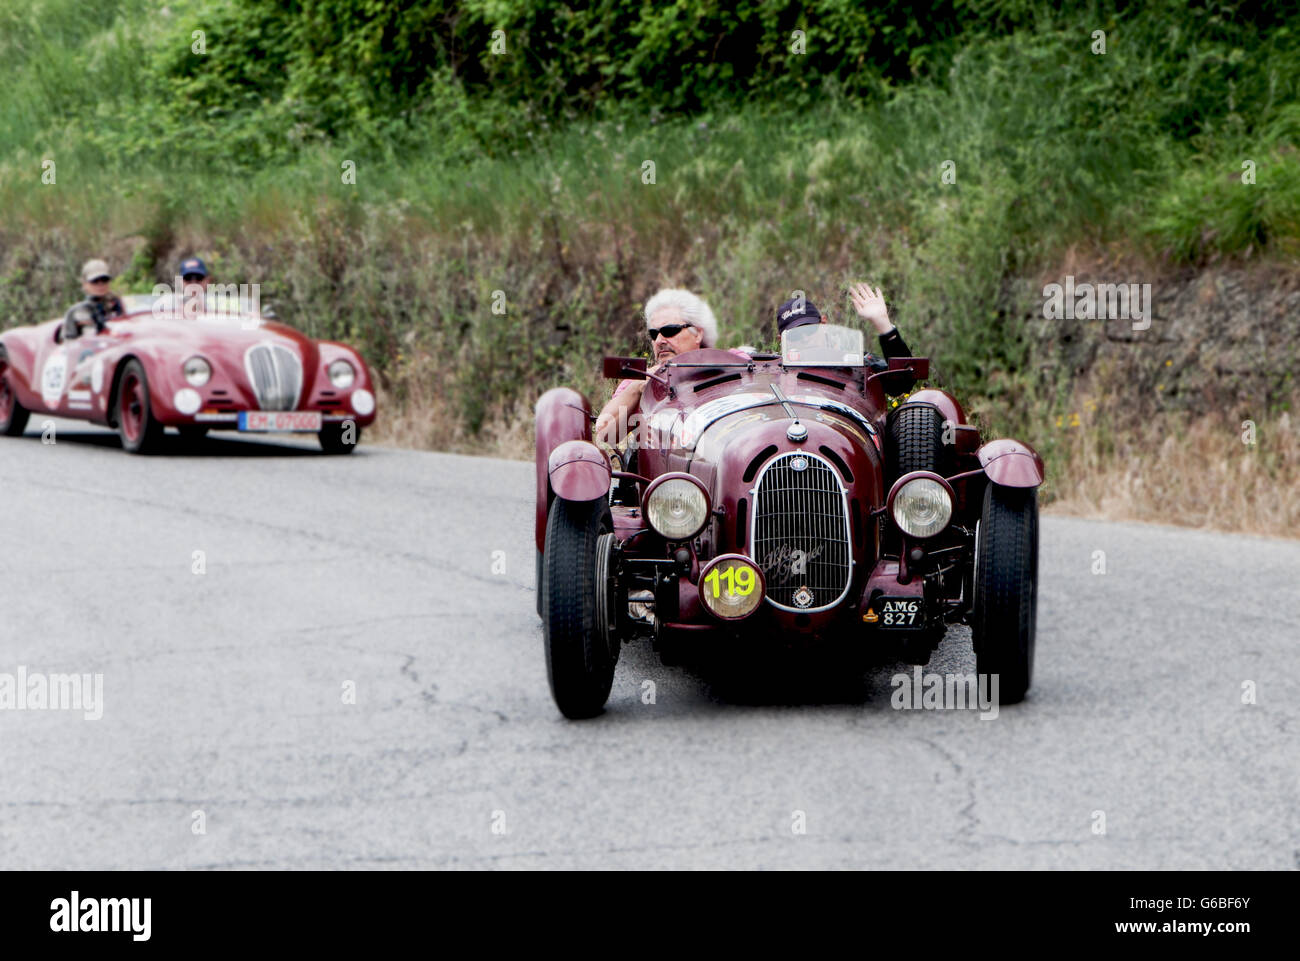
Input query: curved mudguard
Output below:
<box><xmin>978</xmin><ymin>438</ymin><xmax>1045</xmax><ymax>488</ymax></box>
<box><xmin>548</xmin><ymin>440</ymin><xmax>611</xmax><ymax>502</ymax></box>
<box><xmin>535</xmin><ymin>388</ymin><xmax>596</xmax><ymax>551</ymax></box>
<box><xmin>900</xmin><ymin>389</ymin><xmax>967</xmax><ymax>427</ymax></box>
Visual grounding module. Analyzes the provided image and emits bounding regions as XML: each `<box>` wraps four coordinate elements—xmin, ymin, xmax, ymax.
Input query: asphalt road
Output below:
<box><xmin>1</xmin><ymin>421</ymin><xmax>1297</xmax><ymax>869</ymax></box>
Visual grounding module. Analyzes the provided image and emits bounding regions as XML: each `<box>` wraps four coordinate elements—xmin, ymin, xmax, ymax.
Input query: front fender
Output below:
<box><xmin>548</xmin><ymin>440</ymin><xmax>611</xmax><ymax>503</ymax></box>
<box><xmin>901</xmin><ymin>389</ymin><xmax>967</xmax><ymax>427</ymax></box>
<box><xmin>978</xmin><ymin>438</ymin><xmax>1045</xmax><ymax>488</ymax></box>
<box><xmin>535</xmin><ymin>388</ymin><xmax>594</xmax><ymax>551</ymax></box>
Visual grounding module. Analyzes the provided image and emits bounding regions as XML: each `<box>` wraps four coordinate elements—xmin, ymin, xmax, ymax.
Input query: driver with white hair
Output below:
<box><xmin>594</xmin><ymin>288</ymin><xmax>749</xmax><ymax>443</ymax></box>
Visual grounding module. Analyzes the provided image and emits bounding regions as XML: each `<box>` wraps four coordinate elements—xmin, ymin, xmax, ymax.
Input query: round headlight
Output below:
<box><xmin>644</xmin><ymin>474</ymin><xmax>710</xmax><ymax>540</ymax></box>
<box><xmin>328</xmin><ymin>360</ymin><xmax>356</xmax><ymax>389</ymax></box>
<box><xmin>699</xmin><ymin>554</ymin><xmax>765</xmax><ymax>620</ymax></box>
<box><xmin>351</xmin><ymin>388</ymin><xmax>375</xmax><ymax>416</ymax></box>
<box><xmin>890</xmin><ymin>474</ymin><xmax>954</xmax><ymax>539</ymax></box>
<box><xmin>182</xmin><ymin>356</ymin><xmax>211</xmax><ymax>387</ymax></box>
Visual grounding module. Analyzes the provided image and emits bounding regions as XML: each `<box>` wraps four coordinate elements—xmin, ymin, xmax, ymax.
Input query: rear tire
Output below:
<box><xmin>115</xmin><ymin>360</ymin><xmax>164</xmax><ymax>454</ymax></box>
<box><xmin>543</xmin><ymin>497</ymin><xmax>617</xmax><ymax>719</ymax></box>
<box><xmin>0</xmin><ymin>347</ymin><xmax>31</xmax><ymax>437</ymax></box>
<box><xmin>319</xmin><ymin>421</ymin><xmax>360</xmax><ymax>454</ymax></box>
<box><xmin>972</xmin><ymin>484</ymin><xmax>1039</xmax><ymax>704</ymax></box>
<box><xmin>887</xmin><ymin>404</ymin><xmax>950</xmax><ymax>484</ymax></box>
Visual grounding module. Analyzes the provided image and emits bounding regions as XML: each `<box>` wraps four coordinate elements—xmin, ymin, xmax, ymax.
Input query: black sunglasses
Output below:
<box><xmin>88</xmin><ymin>276</ymin><xmax>111</xmax><ymax>284</ymax></box>
<box><xmin>647</xmin><ymin>323</ymin><xmax>694</xmax><ymax>341</ymax></box>
<box><xmin>182</xmin><ymin>274</ymin><xmax>206</xmax><ymax>282</ymax></box>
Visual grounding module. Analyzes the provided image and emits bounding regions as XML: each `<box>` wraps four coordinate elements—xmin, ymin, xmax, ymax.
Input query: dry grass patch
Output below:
<box><xmin>1047</xmin><ymin>400</ymin><xmax>1300</xmax><ymax>538</ymax></box>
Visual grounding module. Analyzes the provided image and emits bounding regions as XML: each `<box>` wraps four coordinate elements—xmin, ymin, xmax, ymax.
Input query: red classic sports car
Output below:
<box><xmin>535</xmin><ymin>323</ymin><xmax>1044</xmax><ymax>718</ymax></box>
<box><xmin>0</xmin><ymin>294</ymin><xmax>376</xmax><ymax>453</ymax></box>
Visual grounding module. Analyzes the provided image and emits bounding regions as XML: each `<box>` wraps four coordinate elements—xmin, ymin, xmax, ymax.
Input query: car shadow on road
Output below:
<box><xmin>671</xmin><ymin>644</ymin><xmax>911</xmax><ymax>709</ymax></box>
<box><xmin>163</xmin><ymin>432</ymin><xmax>323</xmax><ymax>457</ymax></box>
<box><xmin>17</xmin><ymin>429</ymin><xmax>328</xmax><ymax>457</ymax></box>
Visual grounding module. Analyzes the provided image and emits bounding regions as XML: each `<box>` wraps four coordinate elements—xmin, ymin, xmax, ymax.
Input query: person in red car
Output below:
<box><xmin>594</xmin><ymin>288</ymin><xmax>750</xmax><ymax>443</ymax></box>
<box><xmin>62</xmin><ymin>259</ymin><xmax>126</xmax><ymax>339</ymax></box>
<box><xmin>177</xmin><ymin>255</ymin><xmax>211</xmax><ymax>317</ymax></box>
<box><xmin>777</xmin><ymin>282</ymin><xmax>911</xmax><ymax>368</ymax></box>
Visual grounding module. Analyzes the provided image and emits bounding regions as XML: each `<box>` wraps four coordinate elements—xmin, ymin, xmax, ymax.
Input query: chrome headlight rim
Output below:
<box><xmin>887</xmin><ymin>471</ymin><xmax>955</xmax><ymax>539</ymax></box>
<box><xmin>182</xmin><ymin>355</ymin><xmax>211</xmax><ymax>387</ymax></box>
<box><xmin>698</xmin><ymin>553</ymin><xmax>766</xmax><ymax>621</ymax></box>
<box><xmin>643</xmin><ymin>472</ymin><xmax>711</xmax><ymax>541</ymax></box>
<box><xmin>328</xmin><ymin>359</ymin><xmax>356</xmax><ymax>389</ymax></box>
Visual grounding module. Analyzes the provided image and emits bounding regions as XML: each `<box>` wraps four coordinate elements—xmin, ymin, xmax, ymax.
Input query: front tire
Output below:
<box><xmin>319</xmin><ymin>421</ymin><xmax>360</xmax><ymax>454</ymax></box>
<box><xmin>115</xmin><ymin>360</ymin><xmax>164</xmax><ymax>454</ymax></box>
<box><xmin>535</xmin><ymin>548</ymin><xmax>545</xmax><ymax>618</ymax></box>
<box><xmin>972</xmin><ymin>484</ymin><xmax>1039</xmax><ymax>704</ymax></box>
<box><xmin>543</xmin><ymin>497</ymin><xmax>617</xmax><ymax>719</ymax></box>
<box><xmin>0</xmin><ymin>347</ymin><xmax>31</xmax><ymax>437</ymax></box>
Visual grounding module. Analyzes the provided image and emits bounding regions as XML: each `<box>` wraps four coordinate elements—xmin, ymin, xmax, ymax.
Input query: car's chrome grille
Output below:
<box><xmin>751</xmin><ymin>451</ymin><xmax>852</xmax><ymax>611</ymax></box>
<box><xmin>244</xmin><ymin>344</ymin><xmax>302</xmax><ymax>411</ymax></box>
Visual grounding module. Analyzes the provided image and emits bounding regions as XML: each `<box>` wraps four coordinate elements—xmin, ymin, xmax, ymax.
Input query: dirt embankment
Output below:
<box><xmin>1013</xmin><ymin>258</ymin><xmax>1299</xmax><ymax>536</ymax></box>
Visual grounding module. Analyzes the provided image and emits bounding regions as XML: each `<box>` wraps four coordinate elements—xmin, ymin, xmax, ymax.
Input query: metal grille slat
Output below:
<box><xmin>245</xmin><ymin>344</ymin><xmax>303</xmax><ymax>411</ymax></box>
<box><xmin>751</xmin><ymin>452</ymin><xmax>852</xmax><ymax>611</ymax></box>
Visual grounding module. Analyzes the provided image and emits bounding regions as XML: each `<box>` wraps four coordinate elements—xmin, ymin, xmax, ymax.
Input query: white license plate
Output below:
<box><xmin>238</xmin><ymin>411</ymin><xmax>322</xmax><ymax>432</ymax></box>
<box><xmin>878</xmin><ymin>598</ymin><xmax>921</xmax><ymax>628</ymax></box>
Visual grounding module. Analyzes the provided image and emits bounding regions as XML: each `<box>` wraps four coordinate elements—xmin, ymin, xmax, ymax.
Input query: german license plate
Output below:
<box><xmin>877</xmin><ymin>597</ymin><xmax>922</xmax><ymax>628</ymax></box>
<box><xmin>238</xmin><ymin>411</ymin><xmax>322</xmax><ymax>432</ymax></box>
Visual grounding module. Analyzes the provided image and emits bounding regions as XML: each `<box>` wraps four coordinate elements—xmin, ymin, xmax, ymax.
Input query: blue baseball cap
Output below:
<box><xmin>179</xmin><ymin>257</ymin><xmax>208</xmax><ymax>279</ymax></box>
<box><xmin>776</xmin><ymin>296</ymin><xmax>822</xmax><ymax>334</ymax></box>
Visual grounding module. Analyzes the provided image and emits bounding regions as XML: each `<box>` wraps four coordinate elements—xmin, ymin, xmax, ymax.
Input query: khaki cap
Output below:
<box><xmin>81</xmin><ymin>259</ymin><xmax>112</xmax><ymax>282</ymax></box>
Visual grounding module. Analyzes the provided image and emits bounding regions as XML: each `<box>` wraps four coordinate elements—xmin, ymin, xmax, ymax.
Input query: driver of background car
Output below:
<box><xmin>594</xmin><ymin>288</ymin><xmax>751</xmax><ymax>444</ymax></box>
<box><xmin>62</xmin><ymin>259</ymin><xmax>126</xmax><ymax>339</ymax></box>
<box><xmin>777</xmin><ymin>282</ymin><xmax>911</xmax><ymax>368</ymax></box>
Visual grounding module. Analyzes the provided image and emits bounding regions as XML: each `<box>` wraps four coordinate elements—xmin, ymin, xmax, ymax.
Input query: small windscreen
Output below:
<box><xmin>780</xmin><ymin>323</ymin><xmax>866</xmax><ymax>366</ymax></box>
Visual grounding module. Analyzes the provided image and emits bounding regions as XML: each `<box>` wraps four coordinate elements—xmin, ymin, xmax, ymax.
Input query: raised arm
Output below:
<box><xmin>849</xmin><ymin>282</ymin><xmax>911</xmax><ymax>358</ymax></box>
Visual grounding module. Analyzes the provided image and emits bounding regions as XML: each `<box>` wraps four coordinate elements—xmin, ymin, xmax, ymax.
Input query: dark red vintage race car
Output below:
<box><xmin>535</xmin><ymin>323</ymin><xmax>1044</xmax><ymax>718</ymax></box>
<box><xmin>0</xmin><ymin>294</ymin><xmax>376</xmax><ymax>453</ymax></box>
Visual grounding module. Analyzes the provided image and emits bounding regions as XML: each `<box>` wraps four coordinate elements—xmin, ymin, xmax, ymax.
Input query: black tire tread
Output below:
<box><xmin>319</xmin><ymin>422</ymin><xmax>361</xmax><ymax>454</ymax></box>
<box><xmin>888</xmin><ymin>404</ymin><xmax>949</xmax><ymax>483</ymax></box>
<box><xmin>543</xmin><ymin>498</ymin><xmax>616</xmax><ymax>718</ymax></box>
<box><xmin>973</xmin><ymin>484</ymin><xmax>1038</xmax><ymax>704</ymax></box>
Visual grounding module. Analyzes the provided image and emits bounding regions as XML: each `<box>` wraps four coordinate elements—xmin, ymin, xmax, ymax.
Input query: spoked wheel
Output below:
<box><xmin>542</xmin><ymin>497</ymin><xmax>619</xmax><ymax>719</ymax></box>
<box><xmin>319</xmin><ymin>421</ymin><xmax>360</xmax><ymax>454</ymax></box>
<box><xmin>115</xmin><ymin>360</ymin><xmax>164</xmax><ymax>454</ymax></box>
<box><xmin>972</xmin><ymin>483</ymin><xmax>1039</xmax><ymax>704</ymax></box>
<box><xmin>0</xmin><ymin>348</ymin><xmax>32</xmax><ymax>437</ymax></box>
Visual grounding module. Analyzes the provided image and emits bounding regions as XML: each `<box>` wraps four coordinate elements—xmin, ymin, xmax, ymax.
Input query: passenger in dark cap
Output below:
<box><xmin>776</xmin><ymin>282</ymin><xmax>911</xmax><ymax>368</ymax></box>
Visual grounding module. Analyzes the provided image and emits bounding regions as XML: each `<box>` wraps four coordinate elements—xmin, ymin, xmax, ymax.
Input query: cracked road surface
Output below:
<box><xmin>2</xmin><ymin>423</ymin><xmax>1297</xmax><ymax>868</ymax></box>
